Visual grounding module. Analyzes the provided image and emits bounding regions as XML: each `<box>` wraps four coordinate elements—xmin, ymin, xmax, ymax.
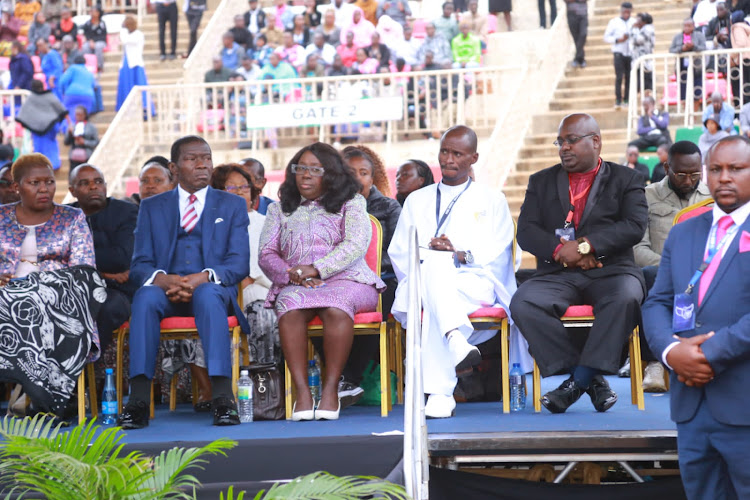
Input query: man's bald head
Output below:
<box><xmin>438</xmin><ymin>125</ymin><xmax>479</xmax><ymax>186</ymax></box>
<box><xmin>441</xmin><ymin>125</ymin><xmax>478</xmax><ymax>153</ymax></box>
<box><xmin>557</xmin><ymin>114</ymin><xmax>602</xmax><ymax>173</ymax></box>
<box><xmin>69</xmin><ymin>163</ymin><xmax>105</xmax><ymax>184</ymax></box>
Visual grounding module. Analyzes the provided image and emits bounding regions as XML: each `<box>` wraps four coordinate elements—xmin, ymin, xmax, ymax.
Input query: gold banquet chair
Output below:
<box><xmin>284</xmin><ymin>215</ymin><xmax>392</xmax><ymax>419</ymax></box>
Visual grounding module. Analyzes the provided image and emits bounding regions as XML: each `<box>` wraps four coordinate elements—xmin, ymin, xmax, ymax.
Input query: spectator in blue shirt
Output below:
<box><xmin>220</xmin><ymin>31</ymin><xmax>243</xmax><ymax>70</ymax></box>
<box><xmin>702</xmin><ymin>91</ymin><xmax>736</xmax><ymax>134</ymax></box>
<box><xmin>36</xmin><ymin>38</ymin><xmax>64</xmax><ymax>99</ymax></box>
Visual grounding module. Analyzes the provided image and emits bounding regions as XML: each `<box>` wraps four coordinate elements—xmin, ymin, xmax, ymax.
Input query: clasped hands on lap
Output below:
<box><xmin>554</xmin><ymin>237</ymin><xmax>602</xmax><ymax>271</ymax></box>
<box><xmin>667</xmin><ymin>332</ymin><xmax>715</xmax><ymax>388</ymax></box>
<box><xmin>287</xmin><ymin>264</ymin><xmax>325</xmax><ymax>288</ymax></box>
<box><xmin>154</xmin><ymin>271</ymin><xmax>210</xmax><ymax>303</ymax></box>
<box><xmin>428</xmin><ymin>233</ymin><xmax>468</xmax><ymax>264</ymax></box>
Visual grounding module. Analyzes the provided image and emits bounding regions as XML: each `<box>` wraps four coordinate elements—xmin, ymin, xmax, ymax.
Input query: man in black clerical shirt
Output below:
<box><xmin>68</xmin><ymin>163</ymin><xmax>139</xmax><ymax>355</ymax></box>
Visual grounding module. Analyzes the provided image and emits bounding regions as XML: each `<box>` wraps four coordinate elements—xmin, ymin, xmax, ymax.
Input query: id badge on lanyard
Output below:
<box><xmin>555</xmin><ymin>204</ymin><xmax>576</xmax><ymax>241</ymax></box>
<box><xmin>673</xmin><ymin>224</ymin><xmax>736</xmax><ymax>332</ymax></box>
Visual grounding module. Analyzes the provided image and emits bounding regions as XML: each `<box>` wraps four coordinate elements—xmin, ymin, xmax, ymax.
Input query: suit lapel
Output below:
<box><xmin>555</xmin><ymin>166</ymin><xmax>569</xmax><ymax>217</ymax></box>
<box><xmin>165</xmin><ymin>189</ymin><xmax>179</xmax><ymax>264</ymax></box>
<box><xmin>578</xmin><ymin>161</ymin><xmax>610</xmax><ymax>229</ymax></box>
<box><xmin>699</xmin><ymin>215</ymin><xmax>750</xmax><ymax>311</ymax></box>
<box><xmin>201</xmin><ymin>187</ymin><xmax>217</xmax><ymax>265</ymax></box>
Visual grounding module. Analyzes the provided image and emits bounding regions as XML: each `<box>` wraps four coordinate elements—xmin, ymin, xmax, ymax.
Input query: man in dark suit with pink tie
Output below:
<box><xmin>643</xmin><ymin>136</ymin><xmax>750</xmax><ymax>499</ymax></box>
<box><xmin>118</xmin><ymin>136</ymin><xmax>250</xmax><ymax>429</ymax></box>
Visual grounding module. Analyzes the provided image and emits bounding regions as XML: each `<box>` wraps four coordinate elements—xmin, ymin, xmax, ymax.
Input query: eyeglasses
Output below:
<box><xmin>226</xmin><ymin>184</ymin><xmax>251</xmax><ymax>193</ymax></box>
<box><xmin>670</xmin><ymin>170</ymin><xmax>702</xmax><ymax>182</ymax></box>
<box><xmin>553</xmin><ymin>133</ymin><xmax>596</xmax><ymax>148</ymax></box>
<box><xmin>0</xmin><ymin>180</ymin><xmax>11</xmax><ymax>187</ymax></box>
<box><xmin>291</xmin><ymin>164</ymin><xmax>325</xmax><ymax>176</ymax></box>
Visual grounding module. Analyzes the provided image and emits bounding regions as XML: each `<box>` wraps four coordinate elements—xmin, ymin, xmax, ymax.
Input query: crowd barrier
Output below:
<box><xmin>627</xmin><ymin>47</ymin><xmax>750</xmax><ymax>141</ymax></box>
<box><xmin>80</xmin><ymin>64</ymin><xmax>514</xmax><ymax>201</ymax></box>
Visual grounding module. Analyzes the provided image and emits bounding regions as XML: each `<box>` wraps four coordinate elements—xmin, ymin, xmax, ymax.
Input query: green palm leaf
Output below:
<box><xmin>254</xmin><ymin>472</ymin><xmax>410</xmax><ymax>500</ymax></box>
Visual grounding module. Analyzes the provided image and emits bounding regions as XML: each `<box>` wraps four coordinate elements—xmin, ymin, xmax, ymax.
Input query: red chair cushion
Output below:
<box><xmin>468</xmin><ymin>307</ymin><xmax>508</xmax><ymax>319</ymax></box>
<box><xmin>562</xmin><ymin>305</ymin><xmax>594</xmax><ymax>318</ymax></box>
<box><xmin>308</xmin><ymin>311</ymin><xmax>383</xmax><ymax>326</ymax></box>
<box><xmin>119</xmin><ymin>316</ymin><xmax>239</xmax><ymax>330</ymax></box>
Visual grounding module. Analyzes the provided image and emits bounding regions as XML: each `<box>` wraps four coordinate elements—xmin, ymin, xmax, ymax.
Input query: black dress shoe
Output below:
<box><xmin>212</xmin><ymin>396</ymin><xmax>240</xmax><ymax>426</ymax></box>
<box><xmin>117</xmin><ymin>400</ymin><xmax>150</xmax><ymax>429</ymax></box>
<box><xmin>541</xmin><ymin>377</ymin><xmax>585</xmax><ymax>414</ymax></box>
<box><xmin>193</xmin><ymin>400</ymin><xmax>212</xmax><ymax>413</ymax></box>
<box><xmin>587</xmin><ymin>375</ymin><xmax>618</xmax><ymax>413</ymax></box>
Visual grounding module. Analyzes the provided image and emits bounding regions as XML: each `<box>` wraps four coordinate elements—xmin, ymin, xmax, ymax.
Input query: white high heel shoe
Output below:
<box><xmin>291</xmin><ymin>402</ymin><xmax>315</xmax><ymax>421</ymax></box>
<box><xmin>314</xmin><ymin>401</ymin><xmax>341</xmax><ymax>421</ymax></box>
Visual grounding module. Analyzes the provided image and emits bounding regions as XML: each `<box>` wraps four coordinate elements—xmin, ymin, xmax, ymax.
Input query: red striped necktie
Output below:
<box><xmin>182</xmin><ymin>194</ymin><xmax>198</xmax><ymax>233</ymax></box>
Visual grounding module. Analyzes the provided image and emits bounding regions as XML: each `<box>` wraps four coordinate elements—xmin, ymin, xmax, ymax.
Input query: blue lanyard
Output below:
<box><xmin>684</xmin><ymin>222</ymin><xmax>737</xmax><ymax>294</ymax></box>
<box><xmin>434</xmin><ymin>179</ymin><xmax>472</xmax><ymax>238</ymax></box>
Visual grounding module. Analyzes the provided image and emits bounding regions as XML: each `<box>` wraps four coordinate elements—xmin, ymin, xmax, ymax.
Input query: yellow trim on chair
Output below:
<box><xmin>673</xmin><ymin>198</ymin><xmax>714</xmax><ymax>226</ymax></box>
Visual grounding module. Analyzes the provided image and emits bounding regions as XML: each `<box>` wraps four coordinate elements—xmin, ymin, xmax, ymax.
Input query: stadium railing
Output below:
<box><xmin>75</xmin><ymin>64</ymin><xmax>518</xmax><ymax>200</ymax></box>
<box><xmin>627</xmin><ymin>47</ymin><xmax>750</xmax><ymax>142</ymax></box>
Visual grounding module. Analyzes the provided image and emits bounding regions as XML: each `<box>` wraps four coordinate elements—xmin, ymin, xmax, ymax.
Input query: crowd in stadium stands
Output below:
<box><xmin>204</xmin><ymin>0</ymin><xmax>490</xmax><ymax>89</ymax></box>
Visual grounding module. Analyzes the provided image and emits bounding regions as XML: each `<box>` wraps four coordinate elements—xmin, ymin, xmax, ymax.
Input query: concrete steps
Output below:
<box><xmin>506</xmin><ymin>0</ymin><xmax>686</xmax><ymax>267</ymax></box>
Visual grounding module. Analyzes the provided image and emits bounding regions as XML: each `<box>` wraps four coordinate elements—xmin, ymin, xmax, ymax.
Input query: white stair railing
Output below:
<box><xmin>403</xmin><ymin>227</ymin><xmax>429</xmax><ymax>500</ymax></box>
<box><xmin>627</xmin><ymin>47</ymin><xmax>750</xmax><ymax>140</ymax></box>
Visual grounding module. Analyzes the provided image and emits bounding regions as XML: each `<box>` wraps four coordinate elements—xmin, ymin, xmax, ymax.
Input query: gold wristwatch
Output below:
<box><xmin>577</xmin><ymin>238</ymin><xmax>591</xmax><ymax>255</ymax></box>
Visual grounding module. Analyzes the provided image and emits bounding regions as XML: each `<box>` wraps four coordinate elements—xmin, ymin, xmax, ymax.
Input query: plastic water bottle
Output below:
<box><xmin>308</xmin><ymin>360</ymin><xmax>321</xmax><ymax>402</ymax></box>
<box><xmin>238</xmin><ymin>369</ymin><xmax>254</xmax><ymax>423</ymax></box>
<box><xmin>101</xmin><ymin>368</ymin><xmax>117</xmax><ymax>425</ymax></box>
<box><xmin>510</xmin><ymin>363</ymin><xmax>526</xmax><ymax>412</ymax></box>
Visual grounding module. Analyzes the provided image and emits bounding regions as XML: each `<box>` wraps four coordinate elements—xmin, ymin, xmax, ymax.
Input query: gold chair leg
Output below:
<box><xmin>77</xmin><ymin>370</ymin><xmax>86</xmax><ymax>426</ymax></box>
<box><xmin>170</xmin><ymin>373</ymin><xmax>178</xmax><ymax>411</ymax></box>
<box><xmin>394</xmin><ymin>321</ymin><xmax>404</xmax><ymax>405</ymax></box>
<box><xmin>501</xmin><ymin>320</ymin><xmax>510</xmax><ymax>414</ymax></box>
<box><xmin>284</xmin><ymin>360</ymin><xmax>293</xmax><ymax>420</ymax></box>
<box><xmin>379</xmin><ymin>323</ymin><xmax>389</xmax><ymax>417</ymax></box>
<box><xmin>533</xmin><ymin>361</ymin><xmax>541</xmax><ymax>413</ymax></box>
<box><xmin>232</xmin><ymin>327</ymin><xmax>241</xmax><ymax>400</ymax></box>
<box><xmin>87</xmin><ymin>364</ymin><xmax>98</xmax><ymax>419</ymax></box>
<box><xmin>630</xmin><ymin>328</ymin><xmax>645</xmax><ymax>410</ymax></box>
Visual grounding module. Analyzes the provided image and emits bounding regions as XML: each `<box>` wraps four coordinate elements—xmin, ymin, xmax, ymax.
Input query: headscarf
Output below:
<box><xmin>339</xmin><ymin>7</ymin><xmax>375</xmax><ymax>48</ymax></box>
<box><xmin>376</xmin><ymin>15</ymin><xmax>404</xmax><ymax>48</ymax></box>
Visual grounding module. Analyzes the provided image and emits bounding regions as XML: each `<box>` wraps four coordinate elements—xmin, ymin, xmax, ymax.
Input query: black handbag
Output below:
<box><xmin>249</xmin><ymin>363</ymin><xmax>284</xmax><ymax>420</ymax></box>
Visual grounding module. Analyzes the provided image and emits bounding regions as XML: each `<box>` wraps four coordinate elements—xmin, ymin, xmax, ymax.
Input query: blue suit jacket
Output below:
<box><xmin>643</xmin><ymin>212</ymin><xmax>750</xmax><ymax>426</ymax></box>
<box><xmin>130</xmin><ymin>186</ymin><xmax>251</xmax><ymax>331</ymax></box>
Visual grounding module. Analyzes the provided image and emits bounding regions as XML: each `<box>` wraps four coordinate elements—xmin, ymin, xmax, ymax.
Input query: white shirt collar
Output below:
<box><xmin>178</xmin><ymin>184</ymin><xmax>208</xmax><ymax>206</ymax></box>
<box><xmin>711</xmin><ymin>199</ymin><xmax>750</xmax><ymax>228</ymax></box>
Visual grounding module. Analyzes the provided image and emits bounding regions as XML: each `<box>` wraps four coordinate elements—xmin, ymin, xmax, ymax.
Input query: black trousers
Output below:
<box><xmin>185</xmin><ymin>10</ymin><xmax>204</xmax><ymax>55</ymax></box>
<box><xmin>157</xmin><ymin>2</ymin><xmax>178</xmax><ymax>56</ymax></box>
<box><xmin>538</xmin><ymin>0</ymin><xmax>557</xmax><ymax>28</ymax></box>
<box><xmin>567</xmin><ymin>9</ymin><xmax>588</xmax><ymax>64</ymax></box>
<box><xmin>628</xmin><ymin>133</ymin><xmax>670</xmax><ymax>150</ymax></box>
<box><xmin>510</xmin><ymin>271</ymin><xmax>644</xmax><ymax>377</ymax></box>
<box><xmin>614</xmin><ymin>53</ymin><xmax>631</xmax><ymax>103</ymax></box>
<box><xmin>96</xmin><ymin>288</ymin><xmax>131</xmax><ymax>357</ymax></box>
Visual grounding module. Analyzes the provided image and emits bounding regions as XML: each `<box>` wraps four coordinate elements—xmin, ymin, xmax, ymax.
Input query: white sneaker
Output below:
<box><xmin>425</xmin><ymin>394</ymin><xmax>456</xmax><ymax>419</ymax></box>
<box><xmin>642</xmin><ymin>361</ymin><xmax>668</xmax><ymax>393</ymax></box>
<box><xmin>446</xmin><ymin>330</ymin><xmax>482</xmax><ymax>374</ymax></box>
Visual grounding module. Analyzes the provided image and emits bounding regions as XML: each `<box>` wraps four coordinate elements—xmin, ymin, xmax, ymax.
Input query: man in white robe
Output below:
<box><xmin>389</xmin><ymin>125</ymin><xmax>532</xmax><ymax>418</ymax></box>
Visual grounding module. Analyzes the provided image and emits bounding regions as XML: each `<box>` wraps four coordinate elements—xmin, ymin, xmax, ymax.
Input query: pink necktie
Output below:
<box><xmin>181</xmin><ymin>194</ymin><xmax>198</xmax><ymax>233</ymax></box>
<box><xmin>698</xmin><ymin>215</ymin><xmax>734</xmax><ymax>305</ymax></box>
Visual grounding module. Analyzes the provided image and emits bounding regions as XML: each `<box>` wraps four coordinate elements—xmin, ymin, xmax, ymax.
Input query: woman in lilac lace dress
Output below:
<box><xmin>259</xmin><ymin>142</ymin><xmax>384</xmax><ymax>421</ymax></box>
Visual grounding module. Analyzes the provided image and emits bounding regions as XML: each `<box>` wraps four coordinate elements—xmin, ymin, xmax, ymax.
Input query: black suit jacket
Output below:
<box><xmin>70</xmin><ymin>197</ymin><xmax>139</xmax><ymax>297</ymax></box>
<box><xmin>517</xmin><ymin>161</ymin><xmax>648</xmax><ymax>286</ymax></box>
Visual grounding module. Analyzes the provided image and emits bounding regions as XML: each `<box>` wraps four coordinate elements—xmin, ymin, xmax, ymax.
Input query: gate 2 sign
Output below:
<box><xmin>248</xmin><ymin>96</ymin><xmax>404</xmax><ymax>128</ymax></box>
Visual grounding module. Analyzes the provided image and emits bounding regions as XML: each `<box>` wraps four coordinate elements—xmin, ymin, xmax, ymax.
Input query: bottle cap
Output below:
<box><xmin>105</xmin><ymin>368</ymin><xmax>113</xmax><ymax>374</ymax></box>
<box><xmin>512</xmin><ymin>363</ymin><xmax>520</xmax><ymax>368</ymax></box>
<box><xmin>241</xmin><ymin>369</ymin><xmax>249</xmax><ymax>376</ymax></box>
<box><xmin>309</xmin><ymin>360</ymin><xmax>316</xmax><ymax>366</ymax></box>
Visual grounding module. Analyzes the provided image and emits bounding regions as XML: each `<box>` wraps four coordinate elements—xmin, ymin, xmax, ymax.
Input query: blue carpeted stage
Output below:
<box><xmin>104</xmin><ymin>375</ymin><xmax>677</xmax><ymax>492</ymax></box>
